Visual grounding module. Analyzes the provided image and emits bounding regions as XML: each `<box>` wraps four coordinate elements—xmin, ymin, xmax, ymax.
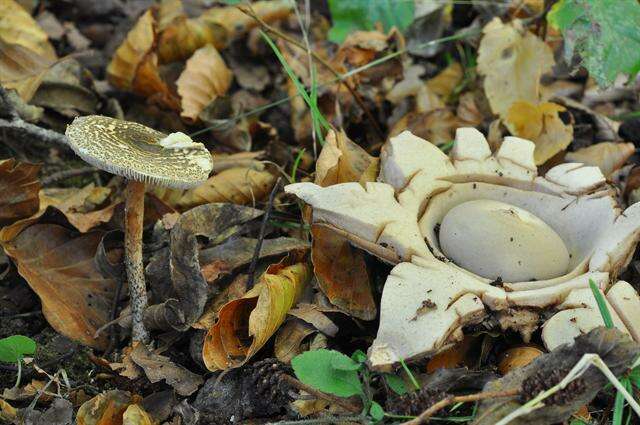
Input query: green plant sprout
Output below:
<box><xmin>0</xmin><ymin>335</ymin><xmax>37</xmax><ymax>388</ymax></box>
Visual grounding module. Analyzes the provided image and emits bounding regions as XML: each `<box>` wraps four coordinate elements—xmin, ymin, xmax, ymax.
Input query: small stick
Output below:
<box><xmin>245</xmin><ymin>176</ymin><xmax>281</xmax><ymax>290</ymax></box>
<box><xmin>402</xmin><ymin>388</ymin><xmax>521</xmax><ymax>425</ymax></box>
<box><xmin>280</xmin><ymin>374</ymin><xmax>362</xmax><ymax>414</ymax></box>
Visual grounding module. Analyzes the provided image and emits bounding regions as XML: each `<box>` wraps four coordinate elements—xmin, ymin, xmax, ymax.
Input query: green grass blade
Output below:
<box><xmin>589</xmin><ymin>279</ymin><xmax>614</xmax><ymax>328</ymax></box>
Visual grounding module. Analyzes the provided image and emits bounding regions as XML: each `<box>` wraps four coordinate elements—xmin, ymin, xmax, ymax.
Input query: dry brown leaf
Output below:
<box><xmin>0</xmin><ymin>210</ymin><xmax>116</xmax><ymax>349</ymax></box>
<box><xmin>386</xmin><ymin>65</ymin><xmax>444</xmax><ymax>114</ymax></box>
<box><xmin>565</xmin><ymin>142</ymin><xmax>635</xmax><ymax>177</ymax></box>
<box><xmin>426</xmin><ymin>62</ymin><xmax>463</xmax><ymax>99</ymax></box>
<box><xmin>158</xmin><ymin>17</ymin><xmax>225</xmax><ymax>64</ymax></box>
<box><xmin>201</xmin><ymin>0</ymin><xmax>292</xmax><ymax>42</ymax></box>
<box><xmin>477</xmin><ymin>18</ymin><xmax>554</xmax><ymax>118</ymax></box>
<box><xmin>505</xmin><ymin>101</ymin><xmax>574</xmax><ymax>164</ymax></box>
<box><xmin>106</xmin><ymin>9</ymin><xmax>155</xmax><ymax>91</ymax></box>
<box><xmin>456</xmin><ymin>91</ymin><xmax>485</xmax><ymax>126</ymax></box>
<box><xmin>426</xmin><ymin>336</ymin><xmax>476</xmax><ymax>372</ymax></box>
<box><xmin>202</xmin><ymin>251</ymin><xmax>312</xmax><ymax>370</ymax></box>
<box><xmin>0</xmin><ymin>398</ymin><xmax>16</xmax><ymax>422</ymax></box>
<box><xmin>274</xmin><ymin>319</ymin><xmax>317</xmax><ymax>363</ymax></box>
<box><xmin>76</xmin><ymin>390</ymin><xmax>139</xmax><ymax>425</ymax></box>
<box><xmin>497</xmin><ymin>345</ymin><xmax>543</xmax><ymax>375</ymax></box>
<box><xmin>177</xmin><ymin>166</ymin><xmax>276</xmax><ymax>209</ymax></box>
<box><xmin>0</xmin><ymin>0</ymin><xmax>56</xmax><ymax>60</ymax></box>
<box><xmin>39</xmin><ymin>184</ymin><xmax>115</xmax><ymax>232</ymax></box>
<box><xmin>0</xmin><ymin>159</ymin><xmax>41</xmax><ymax>227</ymax></box>
<box><xmin>0</xmin><ymin>40</ymin><xmax>54</xmax><ymax>101</ymax></box>
<box><xmin>315</xmin><ymin>129</ymin><xmax>379</xmax><ymax>187</ymax></box>
<box><xmin>176</xmin><ymin>44</ymin><xmax>232</xmax><ymax>121</ymax></box>
<box><xmin>133</xmin><ymin>51</ymin><xmax>180</xmax><ymax>110</ymax></box>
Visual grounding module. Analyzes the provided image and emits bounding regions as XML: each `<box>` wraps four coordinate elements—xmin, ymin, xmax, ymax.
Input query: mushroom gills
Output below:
<box><xmin>439</xmin><ymin>199</ymin><xmax>570</xmax><ymax>282</ymax></box>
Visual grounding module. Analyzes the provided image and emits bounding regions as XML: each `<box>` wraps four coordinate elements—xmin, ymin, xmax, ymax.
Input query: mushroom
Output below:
<box><xmin>65</xmin><ymin>116</ymin><xmax>213</xmax><ymax>343</ymax></box>
<box><xmin>286</xmin><ymin>128</ymin><xmax>640</xmax><ymax>370</ymax></box>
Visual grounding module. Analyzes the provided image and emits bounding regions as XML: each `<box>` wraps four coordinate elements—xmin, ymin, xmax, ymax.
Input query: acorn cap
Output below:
<box><xmin>65</xmin><ymin>115</ymin><xmax>213</xmax><ymax>189</ymax></box>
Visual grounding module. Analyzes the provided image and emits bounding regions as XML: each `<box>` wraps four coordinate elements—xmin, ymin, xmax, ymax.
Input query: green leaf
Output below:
<box><xmin>292</xmin><ymin>349</ymin><xmax>364</xmax><ymax>397</ymax></box>
<box><xmin>369</xmin><ymin>400</ymin><xmax>385</xmax><ymax>422</ymax></box>
<box><xmin>331</xmin><ymin>353</ymin><xmax>361</xmax><ymax>371</ymax></box>
<box><xmin>351</xmin><ymin>349</ymin><xmax>367</xmax><ymax>364</ymax></box>
<box><xmin>588</xmin><ymin>279</ymin><xmax>614</xmax><ymax>328</ymax></box>
<box><xmin>327</xmin><ymin>0</ymin><xmax>415</xmax><ymax>43</ymax></box>
<box><xmin>384</xmin><ymin>373</ymin><xmax>408</xmax><ymax>395</ymax></box>
<box><xmin>0</xmin><ymin>335</ymin><xmax>36</xmax><ymax>363</ymax></box>
<box><xmin>548</xmin><ymin>0</ymin><xmax>640</xmax><ymax>87</ymax></box>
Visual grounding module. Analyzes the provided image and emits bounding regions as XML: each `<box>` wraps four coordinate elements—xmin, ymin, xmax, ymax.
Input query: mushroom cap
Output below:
<box><xmin>65</xmin><ymin>115</ymin><xmax>213</xmax><ymax>189</ymax></box>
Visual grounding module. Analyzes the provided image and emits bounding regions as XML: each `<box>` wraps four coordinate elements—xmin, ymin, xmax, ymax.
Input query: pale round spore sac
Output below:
<box><xmin>439</xmin><ymin>199</ymin><xmax>570</xmax><ymax>282</ymax></box>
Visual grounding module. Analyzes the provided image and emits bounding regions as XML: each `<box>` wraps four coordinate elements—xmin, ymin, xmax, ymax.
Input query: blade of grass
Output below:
<box><xmin>399</xmin><ymin>358</ymin><xmax>420</xmax><ymax>391</ymax></box>
<box><xmin>588</xmin><ymin>279</ymin><xmax>614</xmax><ymax>328</ymax></box>
<box><xmin>290</xmin><ymin>148</ymin><xmax>306</xmax><ymax>183</ymax></box>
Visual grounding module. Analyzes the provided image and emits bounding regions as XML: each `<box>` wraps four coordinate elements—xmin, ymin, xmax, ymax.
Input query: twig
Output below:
<box><xmin>280</xmin><ymin>374</ymin><xmax>362</xmax><ymax>414</ymax></box>
<box><xmin>42</xmin><ymin>166</ymin><xmax>98</xmax><ymax>185</ymax></box>
<box><xmin>245</xmin><ymin>176</ymin><xmax>281</xmax><ymax>290</ymax></box>
<box><xmin>402</xmin><ymin>388</ymin><xmax>521</xmax><ymax>425</ymax></box>
<box><xmin>0</xmin><ymin>87</ymin><xmax>69</xmax><ymax>147</ymax></box>
<box><xmin>269</xmin><ymin>415</ymin><xmax>364</xmax><ymax>425</ymax></box>
<box><xmin>237</xmin><ymin>5</ymin><xmax>386</xmax><ymax>143</ymax></box>
<box><xmin>0</xmin><ymin>311</ymin><xmax>43</xmax><ymax>319</ymax></box>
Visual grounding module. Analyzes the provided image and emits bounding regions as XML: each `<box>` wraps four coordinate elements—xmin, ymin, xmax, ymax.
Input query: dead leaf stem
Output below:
<box><xmin>401</xmin><ymin>388</ymin><xmax>521</xmax><ymax>425</ymax></box>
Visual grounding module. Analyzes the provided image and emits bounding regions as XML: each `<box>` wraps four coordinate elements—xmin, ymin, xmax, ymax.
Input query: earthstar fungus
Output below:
<box><xmin>65</xmin><ymin>115</ymin><xmax>213</xmax><ymax>343</ymax></box>
<box><xmin>286</xmin><ymin>128</ymin><xmax>640</xmax><ymax>370</ymax></box>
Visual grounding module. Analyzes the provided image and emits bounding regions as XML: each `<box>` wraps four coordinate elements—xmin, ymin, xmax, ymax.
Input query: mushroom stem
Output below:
<box><xmin>124</xmin><ymin>180</ymin><xmax>149</xmax><ymax>343</ymax></box>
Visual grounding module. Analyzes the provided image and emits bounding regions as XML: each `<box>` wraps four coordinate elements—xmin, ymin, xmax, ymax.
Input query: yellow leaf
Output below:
<box><xmin>0</xmin><ymin>159</ymin><xmax>41</xmax><ymax>227</ymax></box>
<box><xmin>158</xmin><ymin>17</ymin><xmax>226</xmax><ymax>64</ymax></box>
<box><xmin>177</xmin><ymin>166</ymin><xmax>276</xmax><ymax>210</ymax></box>
<box><xmin>565</xmin><ymin>142</ymin><xmax>635</xmax><ymax>177</ymax></box>
<box><xmin>202</xmin><ymin>252</ymin><xmax>312</xmax><ymax>370</ymax></box>
<box><xmin>176</xmin><ymin>44</ymin><xmax>232</xmax><ymax>121</ymax></box>
<box><xmin>132</xmin><ymin>51</ymin><xmax>180</xmax><ymax>110</ymax></box>
<box><xmin>123</xmin><ymin>405</ymin><xmax>154</xmax><ymax>425</ymax></box>
<box><xmin>0</xmin><ymin>398</ymin><xmax>16</xmax><ymax>422</ymax></box>
<box><xmin>426</xmin><ymin>62</ymin><xmax>463</xmax><ymax>99</ymax></box>
<box><xmin>477</xmin><ymin>18</ymin><xmax>554</xmax><ymax>118</ymax></box>
<box><xmin>76</xmin><ymin>390</ymin><xmax>138</xmax><ymax>425</ymax></box>
<box><xmin>0</xmin><ymin>40</ymin><xmax>53</xmax><ymax>101</ymax></box>
<box><xmin>0</xmin><ymin>0</ymin><xmax>56</xmax><ymax>60</ymax></box>
<box><xmin>107</xmin><ymin>9</ymin><xmax>155</xmax><ymax>91</ymax></box>
<box><xmin>39</xmin><ymin>184</ymin><xmax>116</xmax><ymax>233</ymax></box>
<box><xmin>505</xmin><ymin>101</ymin><xmax>573</xmax><ymax>164</ymax></box>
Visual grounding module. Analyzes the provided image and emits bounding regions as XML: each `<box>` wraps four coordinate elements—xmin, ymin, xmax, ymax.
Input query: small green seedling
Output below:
<box><xmin>0</xmin><ymin>335</ymin><xmax>36</xmax><ymax>388</ymax></box>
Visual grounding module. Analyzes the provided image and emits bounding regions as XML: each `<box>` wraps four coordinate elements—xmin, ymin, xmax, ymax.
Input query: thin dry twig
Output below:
<box><xmin>237</xmin><ymin>4</ymin><xmax>386</xmax><ymax>143</ymax></box>
<box><xmin>401</xmin><ymin>388</ymin><xmax>521</xmax><ymax>425</ymax></box>
<box><xmin>280</xmin><ymin>373</ymin><xmax>362</xmax><ymax>414</ymax></box>
<box><xmin>42</xmin><ymin>166</ymin><xmax>98</xmax><ymax>185</ymax></box>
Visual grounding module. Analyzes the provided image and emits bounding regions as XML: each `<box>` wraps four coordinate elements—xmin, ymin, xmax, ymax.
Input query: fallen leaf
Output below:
<box><xmin>497</xmin><ymin>345</ymin><xmax>544</xmax><ymax>375</ymax></box>
<box><xmin>0</xmin><ymin>159</ymin><xmax>41</xmax><ymax>227</ymax></box>
<box><xmin>176</xmin><ymin>44</ymin><xmax>233</xmax><ymax>122</ymax></box>
<box><xmin>0</xmin><ymin>0</ymin><xmax>56</xmax><ymax>60</ymax></box>
<box><xmin>389</xmin><ymin>109</ymin><xmax>461</xmax><ymax>145</ymax></box>
<box><xmin>274</xmin><ymin>319</ymin><xmax>317</xmax><ymax>363</ymax></box>
<box><xmin>76</xmin><ymin>390</ymin><xmax>138</xmax><ymax>425</ymax></box>
<box><xmin>456</xmin><ymin>91</ymin><xmax>485</xmax><ymax>126</ymax></box>
<box><xmin>158</xmin><ymin>14</ymin><xmax>225</xmax><ymax>63</ymax></box>
<box><xmin>40</xmin><ymin>184</ymin><xmax>115</xmax><ymax>232</ymax></box>
<box><xmin>426</xmin><ymin>62</ymin><xmax>463</xmax><ymax>99</ymax></box>
<box><xmin>0</xmin><ymin>40</ymin><xmax>53</xmax><ymax>101</ymax></box>
<box><xmin>0</xmin><ymin>398</ymin><xmax>16</xmax><ymax>422</ymax></box>
<box><xmin>477</xmin><ymin>18</ymin><xmax>554</xmax><ymax>118</ymax></box>
<box><xmin>565</xmin><ymin>142</ymin><xmax>635</xmax><ymax>177</ymax></box>
<box><xmin>426</xmin><ymin>336</ymin><xmax>476</xmax><ymax>373</ymax></box>
<box><xmin>505</xmin><ymin>101</ymin><xmax>574</xmax><ymax>164</ymax></box>
<box><xmin>122</xmin><ymin>405</ymin><xmax>153</xmax><ymax>425</ymax></box>
<box><xmin>132</xmin><ymin>51</ymin><xmax>180</xmax><ymax>110</ymax></box>
<box><xmin>0</xmin><ymin>208</ymin><xmax>116</xmax><ymax>349</ymax></box>
<box><xmin>289</xmin><ymin>303</ymin><xmax>339</xmax><ymax>337</ymax></box>
<box><xmin>201</xmin><ymin>0</ymin><xmax>292</xmax><ymax>42</ymax></box>
<box><xmin>386</xmin><ymin>65</ymin><xmax>444</xmax><ymax>114</ymax></box>
<box><xmin>128</xmin><ymin>344</ymin><xmax>203</xmax><ymax>397</ymax></box>
<box><xmin>315</xmin><ymin>129</ymin><xmax>379</xmax><ymax>187</ymax></box>
<box><xmin>202</xmin><ymin>251</ymin><xmax>312</xmax><ymax>370</ymax></box>
<box><xmin>31</xmin><ymin>59</ymin><xmax>98</xmax><ymax>115</ymax></box>
<box><xmin>177</xmin><ymin>166</ymin><xmax>276</xmax><ymax>209</ymax></box>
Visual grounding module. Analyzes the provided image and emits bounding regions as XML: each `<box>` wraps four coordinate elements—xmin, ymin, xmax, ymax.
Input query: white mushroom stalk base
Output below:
<box><xmin>286</xmin><ymin>128</ymin><xmax>640</xmax><ymax>370</ymax></box>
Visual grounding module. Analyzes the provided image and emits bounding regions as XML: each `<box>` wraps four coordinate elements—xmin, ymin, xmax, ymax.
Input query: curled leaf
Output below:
<box><xmin>202</xmin><ymin>251</ymin><xmax>312</xmax><ymax>370</ymax></box>
<box><xmin>0</xmin><ymin>40</ymin><xmax>53</xmax><ymax>101</ymax></box>
<box><xmin>0</xmin><ymin>0</ymin><xmax>56</xmax><ymax>60</ymax></box>
<box><xmin>201</xmin><ymin>0</ymin><xmax>292</xmax><ymax>41</ymax></box>
<box><xmin>76</xmin><ymin>390</ymin><xmax>138</xmax><ymax>425</ymax></box>
<box><xmin>158</xmin><ymin>16</ymin><xmax>226</xmax><ymax>64</ymax></box>
<box><xmin>122</xmin><ymin>405</ymin><xmax>154</xmax><ymax>425</ymax></box>
<box><xmin>0</xmin><ymin>159</ymin><xmax>41</xmax><ymax>227</ymax></box>
<box><xmin>176</xmin><ymin>44</ymin><xmax>232</xmax><ymax>122</ymax></box>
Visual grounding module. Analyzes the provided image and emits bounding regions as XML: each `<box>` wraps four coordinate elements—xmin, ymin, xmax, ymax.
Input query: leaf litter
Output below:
<box><xmin>1</xmin><ymin>0</ymin><xmax>640</xmax><ymax>424</ymax></box>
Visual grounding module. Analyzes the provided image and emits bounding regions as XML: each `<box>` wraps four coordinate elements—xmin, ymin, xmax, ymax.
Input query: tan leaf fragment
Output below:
<box><xmin>122</xmin><ymin>405</ymin><xmax>154</xmax><ymax>425</ymax></box>
<box><xmin>76</xmin><ymin>390</ymin><xmax>139</xmax><ymax>425</ymax></box>
<box><xmin>315</xmin><ymin>129</ymin><xmax>379</xmax><ymax>187</ymax></box>
<box><xmin>426</xmin><ymin>62</ymin><xmax>463</xmax><ymax>99</ymax></box>
<box><xmin>0</xmin><ymin>159</ymin><xmax>41</xmax><ymax>227</ymax></box>
<box><xmin>158</xmin><ymin>17</ymin><xmax>226</xmax><ymax>63</ymax></box>
<box><xmin>565</xmin><ymin>142</ymin><xmax>635</xmax><ymax>177</ymax></box>
<box><xmin>477</xmin><ymin>18</ymin><xmax>554</xmax><ymax>118</ymax></box>
<box><xmin>274</xmin><ymin>320</ymin><xmax>317</xmax><ymax>363</ymax></box>
<box><xmin>176</xmin><ymin>44</ymin><xmax>232</xmax><ymax>121</ymax></box>
<box><xmin>505</xmin><ymin>101</ymin><xmax>573</xmax><ymax>164</ymax></box>
<box><xmin>39</xmin><ymin>184</ymin><xmax>115</xmax><ymax>232</ymax></box>
<box><xmin>0</xmin><ymin>40</ymin><xmax>54</xmax><ymax>101</ymax></box>
<box><xmin>202</xmin><ymin>252</ymin><xmax>312</xmax><ymax>370</ymax></box>
<box><xmin>0</xmin><ymin>0</ymin><xmax>56</xmax><ymax>60</ymax></box>
<box><xmin>177</xmin><ymin>166</ymin><xmax>276</xmax><ymax>209</ymax></box>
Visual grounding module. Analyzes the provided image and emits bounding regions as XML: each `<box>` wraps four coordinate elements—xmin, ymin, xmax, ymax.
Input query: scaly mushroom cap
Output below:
<box><xmin>65</xmin><ymin>115</ymin><xmax>213</xmax><ymax>189</ymax></box>
<box><xmin>286</xmin><ymin>128</ymin><xmax>640</xmax><ymax>370</ymax></box>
